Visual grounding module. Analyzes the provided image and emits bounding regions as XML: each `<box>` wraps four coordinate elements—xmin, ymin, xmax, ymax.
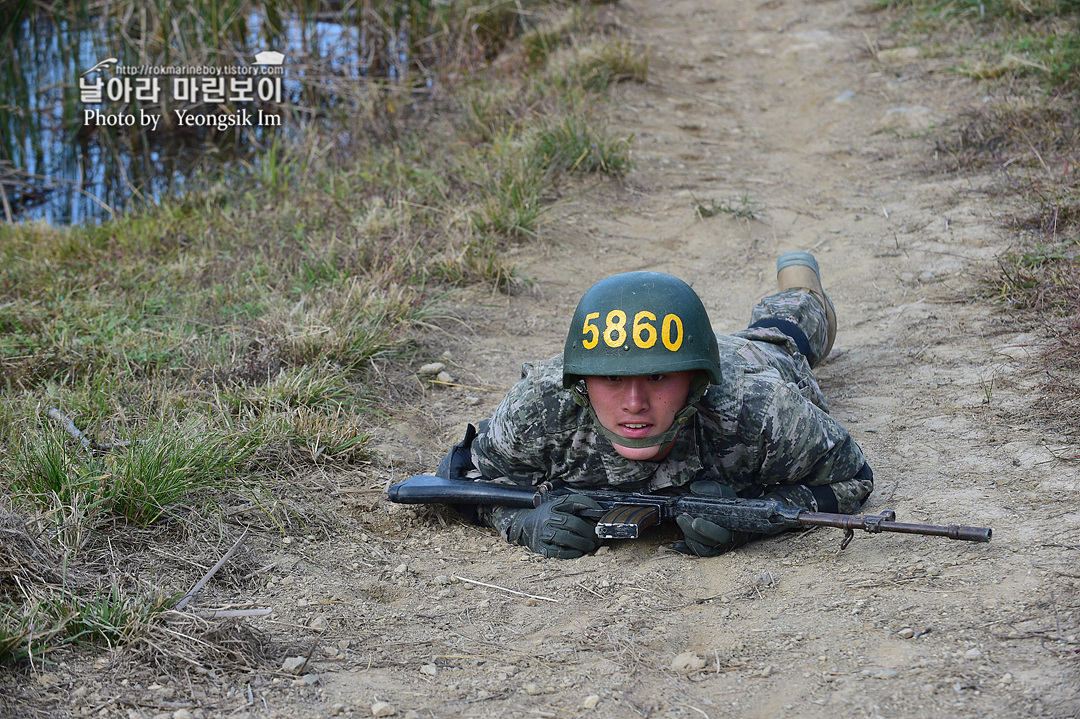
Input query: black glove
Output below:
<box><xmin>506</xmin><ymin>494</ymin><xmax>603</xmax><ymax>559</ymax></box>
<box><xmin>674</xmin><ymin>480</ymin><xmax>747</xmax><ymax>557</ymax></box>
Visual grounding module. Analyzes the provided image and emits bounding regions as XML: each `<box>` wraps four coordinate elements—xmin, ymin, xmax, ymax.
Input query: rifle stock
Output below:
<box><xmin>387</xmin><ymin>475</ymin><xmax>992</xmax><ymax>546</ymax></box>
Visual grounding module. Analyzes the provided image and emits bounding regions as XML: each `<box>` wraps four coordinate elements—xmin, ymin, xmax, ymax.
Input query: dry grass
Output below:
<box><xmin>878</xmin><ymin>0</ymin><xmax>1080</xmax><ymax>435</ymax></box>
<box><xmin>0</xmin><ymin>3</ymin><xmax>646</xmax><ymax>704</ymax></box>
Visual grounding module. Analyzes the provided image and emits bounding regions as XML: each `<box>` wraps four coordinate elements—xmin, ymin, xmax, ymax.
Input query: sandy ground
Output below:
<box><xmin>15</xmin><ymin>0</ymin><xmax>1080</xmax><ymax>717</ymax></box>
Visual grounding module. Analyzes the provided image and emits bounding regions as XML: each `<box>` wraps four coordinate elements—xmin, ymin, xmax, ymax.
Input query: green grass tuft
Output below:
<box><xmin>562</xmin><ymin>39</ymin><xmax>648</xmax><ymax>91</ymax></box>
<box><xmin>12</xmin><ymin>421</ymin><xmax>258</xmax><ymax>528</ymax></box>
<box><xmin>693</xmin><ymin>193</ymin><xmax>764</xmax><ymax>221</ymax></box>
<box><xmin>533</xmin><ymin>114</ymin><xmax>633</xmax><ymax>175</ymax></box>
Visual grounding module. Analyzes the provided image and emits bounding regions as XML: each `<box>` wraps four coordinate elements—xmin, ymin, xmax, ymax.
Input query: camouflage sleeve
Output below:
<box><xmin>753</xmin><ymin>381</ymin><xmax>873</xmax><ymax>514</ymax></box>
<box><xmin>471</xmin><ymin>368</ymin><xmax>551</xmax><ymax>487</ymax></box>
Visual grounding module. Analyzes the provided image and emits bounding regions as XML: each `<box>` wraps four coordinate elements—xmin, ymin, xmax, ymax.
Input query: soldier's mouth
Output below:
<box><xmin>618</xmin><ymin>422</ymin><xmax>653</xmax><ymax>437</ymax></box>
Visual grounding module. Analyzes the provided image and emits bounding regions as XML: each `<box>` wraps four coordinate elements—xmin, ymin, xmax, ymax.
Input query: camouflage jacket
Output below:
<box><xmin>471</xmin><ymin>345</ymin><xmax>872</xmax><ymax>514</ymax></box>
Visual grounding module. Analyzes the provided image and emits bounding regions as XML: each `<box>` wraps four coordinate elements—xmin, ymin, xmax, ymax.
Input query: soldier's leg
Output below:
<box><xmin>731</xmin><ymin>289</ymin><xmax>830</xmax><ymax>410</ymax></box>
<box><xmin>729</xmin><ymin>252</ymin><xmax>835</xmax><ymax>411</ymax></box>
<box><xmin>747</xmin><ymin>249</ymin><xmax>835</xmax><ymax>369</ymax></box>
<box><xmin>744</xmin><ymin>288</ymin><xmax>831</xmax><ymax>367</ymax></box>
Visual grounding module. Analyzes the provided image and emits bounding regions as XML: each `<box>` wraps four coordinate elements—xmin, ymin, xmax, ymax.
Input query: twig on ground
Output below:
<box><xmin>45</xmin><ymin>407</ymin><xmax>138</xmax><ymax>451</ymax></box>
<box><xmin>197</xmin><ymin>608</ymin><xmax>273</xmax><ymax>619</ymax></box>
<box><xmin>452</xmin><ymin>575</ymin><xmax>564</xmax><ymax>604</ymax></box>
<box><xmin>0</xmin><ymin>181</ymin><xmax>13</xmax><ymax>223</ymax></box>
<box><xmin>678</xmin><ymin>704</ymin><xmax>710</xmax><ymax>719</ymax></box>
<box><xmin>174</xmin><ymin>530</ymin><xmax>248</xmax><ymax>611</ymax></box>
<box><xmin>1051</xmin><ymin>589</ymin><xmax>1064</xmax><ymax>640</ymax></box>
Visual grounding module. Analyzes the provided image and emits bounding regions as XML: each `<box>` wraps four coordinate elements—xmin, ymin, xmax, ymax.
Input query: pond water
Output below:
<box><xmin>0</xmin><ymin>8</ymin><xmax>425</xmax><ymax>225</ymax></box>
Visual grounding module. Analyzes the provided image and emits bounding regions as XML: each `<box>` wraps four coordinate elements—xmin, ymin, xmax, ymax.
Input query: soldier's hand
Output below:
<box><xmin>674</xmin><ymin>515</ymin><xmax>748</xmax><ymax>556</ymax></box>
<box><xmin>507</xmin><ymin>494</ymin><xmax>603</xmax><ymax>559</ymax></box>
<box><xmin>674</xmin><ymin>481</ymin><xmax>745</xmax><ymax>557</ymax></box>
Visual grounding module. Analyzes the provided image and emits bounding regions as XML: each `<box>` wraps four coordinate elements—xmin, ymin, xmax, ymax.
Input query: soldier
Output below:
<box><xmin>437</xmin><ymin>251</ymin><xmax>873</xmax><ymax>558</ymax></box>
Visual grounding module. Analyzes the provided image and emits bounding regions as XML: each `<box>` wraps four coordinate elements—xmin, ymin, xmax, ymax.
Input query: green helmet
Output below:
<box><xmin>563</xmin><ymin>271</ymin><xmax>721</xmax><ymax>388</ymax></box>
<box><xmin>563</xmin><ymin>272</ymin><xmax>721</xmax><ymax>449</ymax></box>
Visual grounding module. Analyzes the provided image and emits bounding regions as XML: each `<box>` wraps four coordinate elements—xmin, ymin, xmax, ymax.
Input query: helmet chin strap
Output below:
<box><xmin>571</xmin><ymin>373</ymin><xmax>710</xmax><ymax>450</ymax></box>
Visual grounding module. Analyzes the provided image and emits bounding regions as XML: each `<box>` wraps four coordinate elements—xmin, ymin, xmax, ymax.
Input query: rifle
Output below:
<box><xmin>387</xmin><ymin>475</ymin><xmax>992</xmax><ymax>549</ymax></box>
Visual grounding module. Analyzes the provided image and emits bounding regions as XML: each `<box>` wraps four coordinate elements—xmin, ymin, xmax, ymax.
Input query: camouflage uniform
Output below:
<box><xmin>451</xmin><ymin>290</ymin><xmax>873</xmax><ymax>540</ymax></box>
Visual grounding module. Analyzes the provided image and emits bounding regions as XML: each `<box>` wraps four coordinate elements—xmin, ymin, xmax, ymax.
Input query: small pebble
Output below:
<box><xmin>1000</xmin><ymin>673</ymin><xmax>1013</xmax><ymax>685</ymax></box>
<box><xmin>897</xmin><ymin>628</ymin><xmax>915</xmax><ymax>639</ymax></box>
<box><xmin>965</xmin><ymin>648</ymin><xmax>982</xmax><ymax>660</ymax></box>
<box><xmin>523</xmin><ymin>683</ymin><xmax>541</xmax><ymax>696</ymax></box>
<box><xmin>759</xmin><ymin>665</ymin><xmax>774</xmax><ymax>678</ymax></box>
<box><xmin>465</xmin><ymin>396</ymin><xmax>481</xmax><ymax>406</ymax></box>
<box><xmin>309</xmin><ymin>616</ymin><xmax>328</xmax><ymax>632</ymax></box>
<box><xmin>418</xmin><ymin>362</ymin><xmax>445</xmax><ymax>376</ymax></box>
<box><xmin>371</xmin><ymin>701</ymin><xmax>396</xmax><ymax>717</ymax></box>
<box><xmin>436</xmin><ymin>371</ymin><xmax>454</xmax><ymax>384</ymax></box>
<box><xmin>582</xmin><ymin>694</ymin><xmax>600</xmax><ymax>709</ymax></box>
<box><xmin>331</xmin><ymin>704</ymin><xmax>346</xmax><ymax>716</ymax></box>
<box><xmin>420</xmin><ymin>663</ymin><xmax>437</xmax><ymax>676</ymax></box>
<box><xmin>173</xmin><ymin>711</ymin><xmax>193</xmax><ymax>719</ymax></box>
<box><xmin>281</xmin><ymin>656</ymin><xmax>308</xmax><ymax>675</ymax></box>
<box><xmin>670</xmin><ymin>652</ymin><xmax>706</xmax><ymax>672</ymax></box>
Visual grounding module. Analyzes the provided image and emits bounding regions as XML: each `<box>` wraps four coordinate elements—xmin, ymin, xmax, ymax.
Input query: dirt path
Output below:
<box><xmin>314</xmin><ymin>0</ymin><xmax>1080</xmax><ymax>716</ymax></box>
<box><xmin>309</xmin><ymin>0</ymin><xmax>1080</xmax><ymax>716</ymax></box>
<box><xmin>41</xmin><ymin>0</ymin><xmax>1080</xmax><ymax>717</ymax></box>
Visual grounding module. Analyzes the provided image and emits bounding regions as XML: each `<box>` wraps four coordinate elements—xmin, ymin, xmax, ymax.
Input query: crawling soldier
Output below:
<box><xmin>436</xmin><ymin>252</ymin><xmax>873</xmax><ymax>558</ymax></box>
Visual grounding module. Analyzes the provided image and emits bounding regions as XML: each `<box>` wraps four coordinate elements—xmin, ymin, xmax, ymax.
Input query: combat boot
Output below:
<box><xmin>776</xmin><ymin>250</ymin><xmax>837</xmax><ymax>358</ymax></box>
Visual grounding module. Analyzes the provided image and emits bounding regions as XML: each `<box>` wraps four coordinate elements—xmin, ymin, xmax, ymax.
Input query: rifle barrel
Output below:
<box><xmin>798</xmin><ymin>512</ymin><xmax>992</xmax><ymax>542</ymax></box>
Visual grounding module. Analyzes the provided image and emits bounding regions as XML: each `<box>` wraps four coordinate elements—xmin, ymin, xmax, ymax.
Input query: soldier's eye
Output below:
<box><xmin>605</xmin><ymin>376</ymin><xmax>622</xmax><ymax>382</ymax></box>
<box><xmin>648</xmin><ymin>374</ymin><xmax>665</xmax><ymax>381</ymax></box>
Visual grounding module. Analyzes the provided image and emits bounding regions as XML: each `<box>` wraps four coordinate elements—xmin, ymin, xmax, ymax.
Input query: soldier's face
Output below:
<box><xmin>583</xmin><ymin>371</ymin><xmax>695</xmax><ymax>461</ymax></box>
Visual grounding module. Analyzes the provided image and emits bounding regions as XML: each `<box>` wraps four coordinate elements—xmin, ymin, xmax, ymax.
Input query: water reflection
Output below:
<box><xmin>0</xmin><ymin>7</ymin><xmax>424</xmax><ymax>225</ymax></box>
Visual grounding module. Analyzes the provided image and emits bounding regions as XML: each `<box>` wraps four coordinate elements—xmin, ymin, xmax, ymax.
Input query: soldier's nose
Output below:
<box><xmin>622</xmin><ymin>378</ymin><xmax>650</xmax><ymax>412</ymax></box>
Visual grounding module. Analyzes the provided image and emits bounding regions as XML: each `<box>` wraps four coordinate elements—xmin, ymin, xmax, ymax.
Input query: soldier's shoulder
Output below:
<box><xmin>704</xmin><ymin>363</ymin><xmax>808</xmax><ymax>421</ymax></box>
<box><xmin>501</xmin><ymin>354</ymin><xmax>583</xmax><ymax>433</ymax></box>
<box><xmin>519</xmin><ymin>354</ymin><xmax>565</xmax><ymax>383</ymax></box>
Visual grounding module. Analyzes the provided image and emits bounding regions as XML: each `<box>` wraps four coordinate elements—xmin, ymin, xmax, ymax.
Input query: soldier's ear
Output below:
<box><xmin>687</xmin><ymin>370</ymin><xmax>711</xmax><ymax>405</ymax></box>
<box><xmin>570</xmin><ymin>380</ymin><xmax>590</xmax><ymax>408</ymax></box>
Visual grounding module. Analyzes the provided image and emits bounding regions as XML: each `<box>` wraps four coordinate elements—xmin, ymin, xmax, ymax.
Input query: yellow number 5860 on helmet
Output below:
<box><xmin>562</xmin><ymin>271</ymin><xmax>722</xmax><ymax>389</ymax></box>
